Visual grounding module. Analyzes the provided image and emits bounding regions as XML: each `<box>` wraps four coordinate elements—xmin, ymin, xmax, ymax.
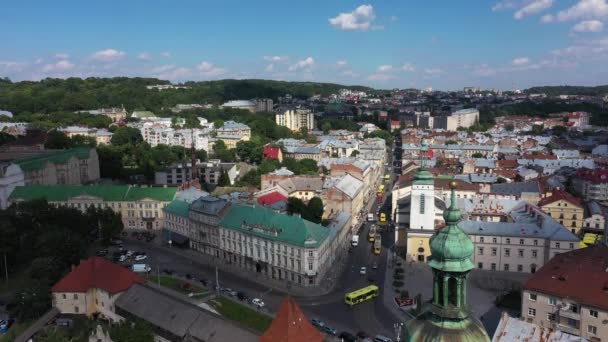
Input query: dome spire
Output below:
<box><xmin>443</xmin><ymin>181</ymin><xmax>462</xmax><ymax>225</ymax></box>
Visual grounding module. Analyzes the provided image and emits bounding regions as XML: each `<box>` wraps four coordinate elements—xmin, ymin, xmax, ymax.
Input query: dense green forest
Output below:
<box><xmin>0</xmin><ymin>77</ymin><xmax>372</xmax><ymax>115</ymax></box>
<box><xmin>480</xmin><ymin>100</ymin><xmax>608</xmax><ymax>126</ymax></box>
<box><xmin>526</xmin><ymin>85</ymin><xmax>608</xmax><ymax>96</ymax></box>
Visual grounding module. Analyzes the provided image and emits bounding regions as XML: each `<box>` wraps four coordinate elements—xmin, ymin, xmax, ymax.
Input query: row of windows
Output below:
<box><xmin>528</xmin><ymin>308</ymin><xmax>598</xmax><ymax>335</ymax></box>
<box><xmin>478</xmin><ymin>247</ymin><xmax>539</xmax><ymax>258</ymax></box>
<box><xmin>477</xmin><ymin>238</ymin><xmax>574</xmax><ymax>250</ymax></box>
<box><xmin>478</xmin><ymin>262</ymin><xmax>531</xmax><ymax>272</ymax></box>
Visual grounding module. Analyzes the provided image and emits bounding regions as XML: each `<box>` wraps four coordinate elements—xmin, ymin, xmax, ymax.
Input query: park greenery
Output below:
<box><xmin>479</xmin><ymin>100</ymin><xmax>608</xmax><ymax>126</ymax></box>
<box><xmin>236</xmin><ymin>157</ymin><xmax>319</xmax><ymax>188</ymax></box>
<box><xmin>0</xmin><ymin>200</ymin><xmax>123</xmax><ymax>321</ymax></box>
<box><xmin>286</xmin><ymin>197</ymin><xmax>324</xmax><ymax>224</ymax></box>
<box><xmin>0</xmin><ymin>77</ymin><xmax>371</xmax><ymax>115</ymax></box>
<box><xmin>526</xmin><ymin>85</ymin><xmax>608</xmax><ymax>97</ymax></box>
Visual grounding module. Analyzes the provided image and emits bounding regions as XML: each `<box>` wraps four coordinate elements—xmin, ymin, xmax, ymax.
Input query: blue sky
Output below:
<box><xmin>1</xmin><ymin>0</ymin><xmax>607</xmax><ymax>90</ymax></box>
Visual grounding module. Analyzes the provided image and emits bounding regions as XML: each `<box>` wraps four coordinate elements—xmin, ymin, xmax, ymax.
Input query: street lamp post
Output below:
<box><xmin>394</xmin><ymin>322</ymin><xmax>404</xmax><ymax>342</ymax></box>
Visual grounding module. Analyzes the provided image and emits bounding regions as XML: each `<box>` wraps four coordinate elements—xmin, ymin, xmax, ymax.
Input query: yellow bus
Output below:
<box><xmin>580</xmin><ymin>233</ymin><xmax>600</xmax><ymax>248</ymax></box>
<box><xmin>368</xmin><ymin>225</ymin><xmax>377</xmax><ymax>242</ymax></box>
<box><xmin>374</xmin><ymin>235</ymin><xmax>382</xmax><ymax>255</ymax></box>
<box><xmin>384</xmin><ymin>174</ymin><xmax>390</xmax><ymax>182</ymax></box>
<box><xmin>344</xmin><ymin>285</ymin><xmax>380</xmax><ymax>306</ymax></box>
<box><xmin>377</xmin><ymin>184</ymin><xmax>385</xmax><ymax>194</ymax></box>
<box><xmin>380</xmin><ymin>213</ymin><xmax>386</xmax><ymax>222</ymax></box>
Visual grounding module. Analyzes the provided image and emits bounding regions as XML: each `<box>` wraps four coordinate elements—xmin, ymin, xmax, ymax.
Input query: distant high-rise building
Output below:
<box><xmin>275</xmin><ymin>108</ymin><xmax>315</xmax><ymax>132</ymax></box>
<box><xmin>434</xmin><ymin>108</ymin><xmax>479</xmax><ymax>131</ymax></box>
<box><xmin>255</xmin><ymin>98</ymin><xmax>273</xmax><ymax>113</ymax></box>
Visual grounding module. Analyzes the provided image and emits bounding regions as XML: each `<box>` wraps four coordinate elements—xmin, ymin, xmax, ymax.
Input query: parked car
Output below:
<box><xmin>162</xmin><ymin>268</ymin><xmax>173</xmax><ymax>275</ymax></box>
<box><xmin>223</xmin><ymin>287</ymin><xmax>233</xmax><ymax>293</ymax></box>
<box><xmin>372</xmin><ymin>262</ymin><xmax>378</xmax><ymax>270</ymax></box>
<box><xmin>134</xmin><ymin>255</ymin><xmax>147</xmax><ymax>261</ymax></box>
<box><xmin>373</xmin><ymin>335</ymin><xmax>393</xmax><ymax>342</ymax></box>
<box><xmin>338</xmin><ymin>332</ymin><xmax>356</xmax><ymax>341</ymax></box>
<box><xmin>251</xmin><ymin>298</ymin><xmax>265</xmax><ymax>308</ymax></box>
<box><xmin>356</xmin><ymin>331</ymin><xmax>370</xmax><ymax>339</ymax></box>
<box><xmin>311</xmin><ymin>318</ymin><xmax>325</xmax><ymax>328</ymax></box>
<box><xmin>237</xmin><ymin>292</ymin><xmax>248</xmax><ymax>301</ymax></box>
<box><xmin>229</xmin><ymin>290</ymin><xmax>238</xmax><ymax>297</ymax></box>
<box><xmin>185</xmin><ymin>274</ymin><xmax>192</xmax><ymax>279</ymax></box>
<box><xmin>95</xmin><ymin>249</ymin><xmax>108</xmax><ymax>256</ymax></box>
<box><xmin>360</xmin><ymin>267</ymin><xmax>367</xmax><ymax>275</ymax></box>
<box><xmin>126</xmin><ymin>250</ymin><xmax>135</xmax><ymax>257</ymax></box>
<box><xmin>199</xmin><ymin>278</ymin><xmax>208</xmax><ymax>286</ymax></box>
<box><xmin>321</xmin><ymin>325</ymin><xmax>337</xmax><ymax>336</ymax></box>
<box><xmin>119</xmin><ymin>255</ymin><xmax>127</xmax><ymax>262</ymax></box>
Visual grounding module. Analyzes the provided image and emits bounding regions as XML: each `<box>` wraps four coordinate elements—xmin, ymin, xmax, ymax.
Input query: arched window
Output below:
<box><xmin>448</xmin><ymin>277</ymin><xmax>458</xmax><ymax>307</ymax></box>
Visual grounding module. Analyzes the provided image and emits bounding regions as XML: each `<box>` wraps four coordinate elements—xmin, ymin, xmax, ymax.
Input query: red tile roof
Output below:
<box><xmin>260</xmin><ymin>296</ymin><xmax>324</xmax><ymax>342</ymax></box>
<box><xmin>51</xmin><ymin>257</ymin><xmax>145</xmax><ymax>294</ymax></box>
<box><xmin>524</xmin><ymin>244</ymin><xmax>608</xmax><ymax>310</ymax></box>
<box><xmin>537</xmin><ymin>190</ymin><xmax>583</xmax><ymax>208</ymax></box>
<box><xmin>257</xmin><ymin>192</ymin><xmax>288</xmax><ymax>206</ymax></box>
<box><xmin>263</xmin><ymin>146</ymin><xmax>281</xmax><ymax>160</ymax></box>
<box><xmin>496</xmin><ymin>159</ymin><xmax>518</xmax><ymax>169</ymax></box>
<box><xmin>577</xmin><ymin>168</ymin><xmax>608</xmax><ymax>184</ymax></box>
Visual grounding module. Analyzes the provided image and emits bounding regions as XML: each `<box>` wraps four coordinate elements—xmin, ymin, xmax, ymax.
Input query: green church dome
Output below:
<box><xmin>428</xmin><ymin>182</ymin><xmax>475</xmax><ymax>273</ymax></box>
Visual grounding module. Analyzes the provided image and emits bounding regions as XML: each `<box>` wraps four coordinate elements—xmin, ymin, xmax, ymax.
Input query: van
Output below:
<box><xmin>367</xmin><ymin>213</ymin><xmax>374</xmax><ymax>222</ymax></box>
<box><xmin>351</xmin><ymin>235</ymin><xmax>359</xmax><ymax>247</ymax></box>
<box><xmin>374</xmin><ymin>335</ymin><xmax>393</xmax><ymax>342</ymax></box>
<box><xmin>131</xmin><ymin>264</ymin><xmax>151</xmax><ymax>273</ymax></box>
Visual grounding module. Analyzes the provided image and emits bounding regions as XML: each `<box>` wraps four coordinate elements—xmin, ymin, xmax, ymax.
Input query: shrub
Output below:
<box><xmin>395</xmin><ymin>268</ymin><xmax>404</xmax><ymax>273</ymax></box>
<box><xmin>392</xmin><ymin>281</ymin><xmax>404</xmax><ymax>287</ymax></box>
<box><xmin>394</xmin><ymin>274</ymin><xmax>404</xmax><ymax>280</ymax></box>
<box><xmin>401</xmin><ymin>290</ymin><xmax>409</xmax><ymax>298</ymax></box>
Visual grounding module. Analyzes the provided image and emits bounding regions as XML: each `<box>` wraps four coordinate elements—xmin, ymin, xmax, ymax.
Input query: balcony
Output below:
<box><xmin>559</xmin><ymin>309</ymin><xmax>581</xmax><ymax>320</ymax></box>
<box><xmin>557</xmin><ymin>324</ymin><xmax>579</xmax><ymax>336</ymax></box>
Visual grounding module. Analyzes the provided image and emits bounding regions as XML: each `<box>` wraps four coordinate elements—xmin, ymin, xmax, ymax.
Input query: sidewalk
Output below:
<box><xmin>382</xmin><ymin>251</ymin><xmax>415</xmax><ymax>323</ymax></box>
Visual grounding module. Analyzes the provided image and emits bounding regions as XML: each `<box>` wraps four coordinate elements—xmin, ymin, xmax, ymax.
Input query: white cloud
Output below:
<box><xmin>492</xmin><ymin>0</ymin><xmax>519</xmax><ymax>11</ymax></box>
<box><xmin>336</xmin><ymin>60</ymin><xmax>348</xmax><ymax>67</ymax></box>
<box><xmin>34</xmin><ymin>58</ymin><xmax>44</xmax><ymax>64</ymax></box>
<box><xmin>54</xmin><ymin>53</ymin><xmax>69</xmax><ymax>59</ymax></box>
<box><xmin>551</xmin><ymin>0</ymin><xmax>608</xmax><ymax>22</ymax></box>
<box><xmin>263</xmin><ymin>55</ymin><xmax>288</xmax><ymax>63</ymax></box>
<box><xmin>541</xmin><ymin>14</ymin><xmax>555</xmax><ymax>22</ymax></box>
<box><xmin>514</xmin><ymin>0</ymin><xmax>553</xmax><ymax>19</ymax></box>
<box><xmin>196</xmin><ymin>61</ymin><xmax>226</xmax><ymax>77</ymax></box>
<box><xmin>156</xmin><ymin>67</ymin><xmax>192</xmax><ymax>80</ymax></box>
<box><xmin>161</xmin><ymin>52</ymin><xmax>171</xmax><ymax>58</ymax></box>
<box><xmin>265</xmin><ymin>64</ymin><xmax>274</xmax><ymax>72</ymax></box>
<box><xmin>512</xmin><ymin>57</ymin><xmax>531</xmax><ymax>66</ymax></box>
<box><xmin>367</xmin><ymin>73</ymin><xmax>395</xmax><ymax>81</ymax></box>
<box><xmin>551</xmin><ymin>37</ymin><xmax>608</xmax><ymax>57</ymax></box>
<box><xmin>329</xmin><ymin>4</ymin><xmax>377</xmax><ymax>31</ymax></box>
<box><xmin>288</xmin><ymin>57</ymin><xmax>315</xmax><ymax>71</ymax></box>
<box><xmin>377</xmin><ymin>64</ymin><xmax>393</xmax><ymax>72</ymax></box>
<box><xmin>389</xmin><ymin>15</ymin><xmax>398</xmax><ymax>22</ymax></box>
<box><xmin>424</xmin><ymin>68</ymin><xmax>443</xmax><ymax>74</ymax></box>
<box><xmin>138</xmin><ymin>52</ymin><xmax>152</xmax><ymax>61</ymax></box>
<box><xmin>573</xmin><ymin>19</ymin><xmax>604</xmax><ymax>31</ymax></box>
<box><xmin>150</xmin><ymin>64</ymin><xmax>176</xmax><ymax>73</ymax></box>
<box><xmin>42</xmin><ymin>60</ymin><xmax>75</xmax><ymax>72</ymax></box>
<box><xmin>401</xmin><ymin>63</ymin><xmax>415</xmax><ymax>72</ymax></box>
<box><xmin>91</xmin><ymin>49</ymin><xmax>126</xmax><ymax>62</ymax></box>
<box><xmin>473</xmin><ymin>64</ymin><xmax>498</xmax><ymax>76</ymax></box>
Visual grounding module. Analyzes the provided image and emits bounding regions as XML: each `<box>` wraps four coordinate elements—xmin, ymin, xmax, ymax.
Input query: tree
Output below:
<box><xmin>8</xmin><ymin>285</ymin><xmax>52</xmax><ymax>320</ymax></box>
<box><xmin>471</xmin><ymin>152</ymin><xmax>484</xmax><ymax>158</ymax></box>
<box><xmin>531</xmin><ymin>124</ymin><xmax>544</xmax><ymax>135</ymax></box>
<box><xmin>304</xmin><ymin>197</ymin><xmax>324</xmax><ymax>224</ymax></box>
<box><xmin>109</xmin><ymin>319</ymin><xmax>154</xmax><ymax>342</ymax></box>
<box><xmin>350</xmin><ymin>150</ymin><xmax>360</xmax><ymax>157</ymax></box>
<box><xmin>553</xmin><ymin>125</ymin><xmax>567</xmax><ymax>136</ymax></box>
<box><xmin>321</xmin><ymin>122</ymin><xmax>332</xmax><ymax>134</ymax></box>
<box><xmin>45</xmin><ymin>130</ymin><xmax>72</xmax><ymax>149</ymax></box>
<box><xmin>111</xmin><ymin>126</ymin><xmax>143</xmax><ymax>145</ymax></box>
<box><xmin>218</xmin><ymin>170</ymin><xmax>230</xmax><ymax>186</ymax></box>
<box><xmin>287</xmin><ymin>197</ymin><xmax>306</xmax><ymax>216</ymax></box>
<box><xmin>504</xmin><ymin>124</ymin><xmax>514</xmax><ymax>132</ymax></box>
<box><xmin>0</xmin><ymin>131</ymin><xmax>16</xmax><ymax>145</ymax></box>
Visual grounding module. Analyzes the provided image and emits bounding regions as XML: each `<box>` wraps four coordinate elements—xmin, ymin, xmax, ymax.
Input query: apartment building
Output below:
<box><xmin>275</xmin><ymin>108</ymin><xmax>315</xmax><ymax>132</ymax></box>
<box><xmin>9</xmin><ymin>185</ymin><xmax>177</xmax><ymax>230</ymax></box>
<box><xmin>15</xmin><ymin>147</ymin><xmax>100</xmax><ymax>185</ymax></box>
<box><xmin>538</xmin><ymin>190</ymin><xmax>584</xmax><ymax>235</ymax></box>
<box><xmin>0</xmin><ymin>162</ymin><xmax>24</xmax><ymax>209</ymax></box>
<box><xmin>216</xmin><ymin>121</ymin><xmax>251</xmax><ymax>139</ymax></box>
<box><xmin>434</xmin><ymin>108</ymin><xmax>480</xmax><ymax>131</ymax></box>
<box><xmin>76</xmin><ymin>107</ymin><xmax>128</xmax><ymax>123</ymax></box>
<box><xmin>58</xmin><ymin>126</ymin><xmax>113</xmax><ymax>145</ymax></box>
<box><xmin>574</xmin><ymin>168</ymin><xmax>608</xmax><ymax>203</ymax></box>
<box><xmin>461</xmin><ymin>203</ymin><xmax>580</xmax><ymax>274</ymax></box>
<box><xmin>323</xmin><ymin>174</ymin><xmax>365</xmax><ymax>222</ymax></box>
<box><xmin>522</xmin><ymin>244</ymin><xmax>608</xmax><ymax>340</ymax></box>
<box><xmin>154</xmin><ymin>160</ymin><xmax>237</xmax><ymax>186</ymax></box>
<box><xmin>255</xmin><ymin>98</ymin><xmax>273</xmax><ymax>113</ymax></box>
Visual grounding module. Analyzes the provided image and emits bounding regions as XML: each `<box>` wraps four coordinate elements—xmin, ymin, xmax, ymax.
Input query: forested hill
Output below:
<box><xmin>0</xmin><ymin>77</ymin><xmax>373</xmax><ymax>115</ymax></box>
<box><xmin>526</xmin><ymin>85</ymin><xmax>608</xmax><ymax>96</ymax></box>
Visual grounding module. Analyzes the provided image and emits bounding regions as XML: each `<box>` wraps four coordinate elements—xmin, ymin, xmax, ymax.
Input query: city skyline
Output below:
<box><xmin>1</xmin><ymin>0</ymin><xmax>607</xmax><ymax>90</ymax></box>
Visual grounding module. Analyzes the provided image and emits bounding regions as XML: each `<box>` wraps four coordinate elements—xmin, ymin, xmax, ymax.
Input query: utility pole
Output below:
<box><xmin>3</xmin><ymin>252</ymin><xmax>8</xmax><ymax>287</ymax></box>
<box><xmin>394</xmin><ymin>322</ymin><xmax>403</xmax><ymax>342</ymax></box>
<box><xmin>215</xmin><ymin>266</ymin><xmax>219</xmax><ymax>295</ymax></box>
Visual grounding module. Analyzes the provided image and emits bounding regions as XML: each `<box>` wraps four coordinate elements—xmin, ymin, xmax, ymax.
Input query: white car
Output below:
<box><xmin>360</xmin><ymin>267</ymin><xmax>367</xmax><ymax>275</ymax></box>
<box><xmin>134</xmin><ymin>254</ymin><xmax>147</xmax><ymax>261</ymax></box>
<box><xmin>126</xmin><ymin>250</ymin><xmax>135</xmax><ymax>257</ymax></box>
<box><xmin>119</xmin><ymin>255</ymin><xmax>127</xmax><ymax>262</ymax></box>
<box><xmin>251</xmin><ymin>298</ymin><xmax>265</xmax><ymax>308</ymax></box>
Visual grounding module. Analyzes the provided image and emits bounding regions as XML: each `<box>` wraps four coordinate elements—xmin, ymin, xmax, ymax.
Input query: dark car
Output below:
<box><xmin>162</xmin><ymin>268</ymin><xmax>173</xmax><ymax>275</ymax></box>
<box><xmin>237</xmin><ymin>292</ymin><xmax>249</xmax><ymax>301</ymax></box>
<box><xmin>199</xmin><ymin>278</ymin><xmax>208</xmax><ymax>286</ymax></box>
<box><xmin>321</xmin><ymin>325</ymin><xmax>337</xmax><ymax>336</ymax></box>
<box><xmin>356</xmin><ymin>331</ymin><xmax>370</xmax><ymax>339</ymax></box>
<box><xmin>185</xmin><ymin>273</ymin><xmax>192</xmax><ymax>279</ymax></box>
<box><xmin>95</xmin><ymin>249</ymin><xmax>108</xmax><ymax>256</ymax></box>
<box><xmin>310</xmin><ymin>318</ymin><xmax>325</xmax><ymax>328</ymax></box>
<box><xmin>338</xmin><ymin>332</ymin><xmax>356</xmax><ymax>341</ymax></box>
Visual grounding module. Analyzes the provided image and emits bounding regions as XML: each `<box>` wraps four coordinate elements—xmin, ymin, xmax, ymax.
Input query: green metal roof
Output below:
<box><xmin>219</xmin><ymin>204</ymin><xmax>330</xmax><ymax>248</ymax></box>
<box><xmin>15</xmin><ymin>147</ymin><xmax>93</xmax><ymax>172</ymax></box>
<box><xmin>163</xmin><ymin>200</ymin><xmax>190</xmax><ymax>218</ymax></box>
<box><xmin>9</xmin><ymin>185</ymin><xmax>177</xmax><ymax>202</ymax></box>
